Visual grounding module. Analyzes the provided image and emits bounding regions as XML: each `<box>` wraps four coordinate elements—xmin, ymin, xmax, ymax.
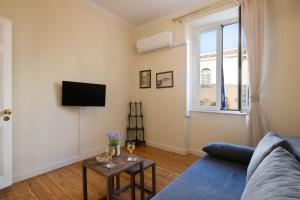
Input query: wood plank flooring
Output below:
<box><xmin>0</xmin><ymin>146</ymin><xmax>198</xmax><ymax>200</ymax></box>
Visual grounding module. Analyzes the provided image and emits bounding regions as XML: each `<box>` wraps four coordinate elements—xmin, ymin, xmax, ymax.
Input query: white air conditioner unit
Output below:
<box><xmin>136</xmin><ymin>31</ymin><xmax>173</xmax><ymax>53</ymax></box>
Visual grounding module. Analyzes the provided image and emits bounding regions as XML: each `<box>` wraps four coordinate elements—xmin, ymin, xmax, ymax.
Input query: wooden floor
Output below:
<box><xmin>0</xmin><ymin>146</ymin><xmax>198</xmax><ymax>200</ymax></box>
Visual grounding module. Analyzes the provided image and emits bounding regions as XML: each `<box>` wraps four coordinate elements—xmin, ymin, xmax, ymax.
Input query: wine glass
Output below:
<box><xmin>127</xmin><ymin>142</ymin><xmax>136</xmax><ymax>161</ymax></box>
<box><xmin>105</xmin><ymin>146</ymin><xmax>116</xmax><ymax>168</ymax></box>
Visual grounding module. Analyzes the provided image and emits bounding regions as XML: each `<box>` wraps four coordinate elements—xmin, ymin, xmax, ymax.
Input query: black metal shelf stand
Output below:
<box><xmin>126</xmin><ymin>101</ymin><xmax>146</xmax><ymax>146</ymax></box>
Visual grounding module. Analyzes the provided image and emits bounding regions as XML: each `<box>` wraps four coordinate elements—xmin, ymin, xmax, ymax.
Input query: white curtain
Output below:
<box><xmin>239</xmin><ymin>0</ymin><xmax>268</xmax><ymax>146</ymax></box>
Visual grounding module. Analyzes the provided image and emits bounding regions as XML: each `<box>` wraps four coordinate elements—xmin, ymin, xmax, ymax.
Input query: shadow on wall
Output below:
<box><xmin>54</xmin><ymin>82</ymin><xmax>62</xmax><ymax>107</ymax></box>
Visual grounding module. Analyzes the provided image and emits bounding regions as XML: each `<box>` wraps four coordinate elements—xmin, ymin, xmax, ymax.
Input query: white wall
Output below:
<box><xmin>134</xmin><ymin>0</ymin><xmax>300</xmax><ymax>155</ymax></box>
<box><xmin>0</xmin><ymin>0</ymin><xmax>135</xmax><ymax>182</ymax></box>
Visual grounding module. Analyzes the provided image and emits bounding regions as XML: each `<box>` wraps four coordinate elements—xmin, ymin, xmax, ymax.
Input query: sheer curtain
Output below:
<box><xmin>239</xmin><ymin>0</ymin><xmax>268</xmax><ymax>146</ymax></box>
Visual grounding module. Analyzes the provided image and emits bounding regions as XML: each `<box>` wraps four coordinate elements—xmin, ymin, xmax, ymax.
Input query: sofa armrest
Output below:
<box><xmin>203</xmin><ymin>142</ymin><xmax>255</xmax><ymax>166</ymax></box>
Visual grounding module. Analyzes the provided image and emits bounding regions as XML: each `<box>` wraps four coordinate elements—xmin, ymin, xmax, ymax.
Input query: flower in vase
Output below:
<box><xmin>107</xmin><ymin>130</ymin><xmax>122</xmax><ymax>146</ymax></box>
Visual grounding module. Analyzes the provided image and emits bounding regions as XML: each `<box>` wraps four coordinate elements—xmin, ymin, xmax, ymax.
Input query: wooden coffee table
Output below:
<box><xmin>123</xmin><ymin>158</ymin><xmax>156</xmax><ymax>200</ymax></box>
<box><xmin>82</xmin><ymin>153</ymin><xmax>145</xmax><ymax>200</ymax></box>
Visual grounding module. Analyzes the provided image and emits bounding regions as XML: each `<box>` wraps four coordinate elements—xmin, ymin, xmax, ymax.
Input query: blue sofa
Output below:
<box><xmin>152</xmin><ymin>135</ymin><xmax>300</xmax><ymax>200</ymax></box>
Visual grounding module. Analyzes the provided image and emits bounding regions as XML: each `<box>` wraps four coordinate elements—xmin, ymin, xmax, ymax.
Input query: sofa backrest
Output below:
<box><xmin>282</xmin><ymin>136</ymin><xmax>300</xmax><ymax>161</ymax></box>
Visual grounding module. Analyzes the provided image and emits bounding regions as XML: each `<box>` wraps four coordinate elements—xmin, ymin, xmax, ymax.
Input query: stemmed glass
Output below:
<box><xmin>127</xmin><ymin>142</ymin><xmax>136</xmax><ymax>161</ymax></box>
<box><xmin>105</xmin><ymin>146</ymin><xmax>116</xmax><ymax>168</ymax></box>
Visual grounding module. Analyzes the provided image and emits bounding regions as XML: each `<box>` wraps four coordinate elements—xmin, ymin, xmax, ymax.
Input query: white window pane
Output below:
<box><xmin>222</xmin><ymin>23</ymin><xmax>239</xmax><ymax>110</ymax></box>
<box><xmin>199</xmin><ymin>30</ymin><xmax>217</xmax><ymax>107</ymax></box>
<box><xmin>241</xmin><ymin>30</ymin><xmax>249</xmax><ymax>111</ymax></box>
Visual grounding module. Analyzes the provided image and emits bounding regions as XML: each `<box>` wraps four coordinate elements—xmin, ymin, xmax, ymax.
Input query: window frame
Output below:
<box><xmin>192</xmin><ymin>24</ymin><xmax>222</xmax><ymax>112</ymax></box>
<box><xmin>185</xmin><ymin>7</ymin><xmax>247</xmax><ymax>116</ymax></box>
<box><xmin>190</xmin><ymin>18</ymin><xmax>243</xmax><ymax>113</ymax></box>
<box><xmin>221</xmin><ymin>21</ymin><xmax>242</xmax><ymax>112</ymax></box>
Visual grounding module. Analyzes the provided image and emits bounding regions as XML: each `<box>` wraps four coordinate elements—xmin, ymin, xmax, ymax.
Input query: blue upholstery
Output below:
<box><xmin>203</xmin><ymin>142</ymin><xmax>255</xmax><ymax>165</ymax></box>
<box><xmin>152</xmin><ymin>135</ymin><xmax>300</xmax><ymax>200</ymax></box>
<box><xmin>282</xmin><ymin>135</ymin><xmax>300</xmax><ymax>161</ymax></box>
<box><xmin>152</xmin><ymin>155</ymin><xmax>247</xmax><ymax>200</ymax></box>
<box><xmin>241</xmin><ymin>147</ymin><xmax>300</xmax><ymax>200</ymax></box>
<box><xmin>246</xmin><ymin>131</ymin><xmax>292</xmax><ymax>182</ymax></box>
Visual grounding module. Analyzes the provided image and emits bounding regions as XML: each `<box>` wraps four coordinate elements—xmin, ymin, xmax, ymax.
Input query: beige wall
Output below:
<box><xmin>262</xmin><ymin>0</ymin><xmax>300</xmax><ymax>136</ymax></box>
<box><xmin>134</xmin><ymin>13</ymin><xmax>247</xmax><ymax>155</ymax></box>
<box><xmin>134</xmin><ymin>0</ymin><xmax>300</xmax><ymax>155</ymax></box>
<box><xmin>0</xmin><ymin>0</ymin><xmax>299</xmax><ymax>183</ymax></box>
<box><xmin>0</xmin><ymin>0</ymin><xmax>135</xmax><ymax>181</ymax></box>
<box><xmin>135</xmin><ymin>45</ymin><xmax>188</xmax><ymax>153</ymax></box>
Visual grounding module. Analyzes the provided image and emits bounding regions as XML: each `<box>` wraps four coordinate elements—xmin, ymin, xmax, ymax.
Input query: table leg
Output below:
<box><xmin>116</xmin><ymin>175</ymin><xmax>120</xmax><ymax>191</ymax></box>
<box><xmin>82</xmin><ymin>164</ymin><xmax>88</xmax><ymax>200</ymax></box>
<box><xmin>152</xmin><ymin>163</ymin><xmax>156</xmax><ymax>195</ymax></box>
<box><xmin>131</xmin><ymin>174</ymin><xmax>135</xmax><ymax>200</ymax></box>
<box><xmin>140</xmin><ymin>162</ymin><xmax>145</xmax><ymax>200</ymax></box>
<box><xmin>106</xmin><ymin>177</ymin><xmax>113</xmax><ymax>200</ymax></box>
<box><xmin>112</xmin><ymin>176</ymin><xmax>115</xmax><ymax>192</ymax></box>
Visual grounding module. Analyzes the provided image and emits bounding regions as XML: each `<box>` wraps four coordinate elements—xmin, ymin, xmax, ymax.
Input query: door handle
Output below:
<box><xmin>3</xmin><ymin>116</ymin><xmax>10</xmax><ymax>121</ymax></box>
<box><xmin>2</xmin><ymin>108</ymin><xmax>12</xmax><ymax>115</ymax></box>
<box><xmin>1</xmin><ymin>108</ymin><xmax>12</xmax><ymax>121</ymax></box>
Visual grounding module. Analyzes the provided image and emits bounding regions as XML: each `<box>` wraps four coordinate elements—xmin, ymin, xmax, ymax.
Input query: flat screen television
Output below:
<box><xmin>62</xmin><ymin>81</ymin><xmax>106</xmax><ymax>106</ymax></box>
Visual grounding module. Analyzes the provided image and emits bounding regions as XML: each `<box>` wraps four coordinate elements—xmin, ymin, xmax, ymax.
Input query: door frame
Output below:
<box><xmin>0</xmin><ymin>16</ymin><xmax>12</xmax><ymax>189</ymax></box>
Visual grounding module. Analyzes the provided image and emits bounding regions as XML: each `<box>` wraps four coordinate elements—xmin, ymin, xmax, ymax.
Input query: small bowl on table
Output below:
<box><xmin>96</xmin><ymin>155</ymin><xmax>109</xmax><ymax>164</ymax></box>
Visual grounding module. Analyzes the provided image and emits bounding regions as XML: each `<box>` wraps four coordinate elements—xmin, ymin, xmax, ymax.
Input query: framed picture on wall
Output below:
<box><xmin>156</xmin><ymin>71</ymin><xmax>174</xmax><ymax>88</ymax></box>
<box><xmin>139</xmin><ymin>70</ymin><xmax>151</xmax><ymax>88</ymax></box>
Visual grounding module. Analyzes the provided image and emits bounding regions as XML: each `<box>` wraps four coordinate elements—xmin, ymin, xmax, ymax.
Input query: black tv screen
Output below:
<box><xmin>62</xmin><ymin>81</ymin><xmax>106</xmax><ymax>106</ymax></box>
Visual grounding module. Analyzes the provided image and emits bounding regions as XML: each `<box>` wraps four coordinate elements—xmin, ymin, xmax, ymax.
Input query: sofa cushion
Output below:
<box><xmin>203</xmin><ymin>142</ymin><xmax>255</xmax><ymax>165</ymax></box>
<box><xmin>151</xmin><ymin>155</ymin><xmax>247</xmax><ymax>200</ymax></box>
<box><xmin>282</xmin><ymin>135</ymin><xmax>300</xmax><ymax>161</ymax></box>
<box><xmin>241</xmin><ymin>147</ymin><xmax>300</xmax><ymax>200</ymax></box>
<box><xmin>246</xmin><ymin>131</ymin><xmax>292</xmax><ymax>182</ymax></box>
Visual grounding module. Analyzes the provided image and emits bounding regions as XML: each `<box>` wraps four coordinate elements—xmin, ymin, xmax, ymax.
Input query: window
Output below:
<box><xmin>187</xmin><ymin>7</ymin><xmax>248</xmax><ymax>114</ymax></box>
<box><xmin>222</xmin><ymin>23</ymin><xmax>239</xmax><ymax>110</ymax></box>
<box><xmin>198</xmin><ymin>30</ymin><xmax>217</xmax><ymax>107</ymax></box>
<box><xmin>241</xmin><ymin>31</ymin><xmax>249</xmax><ymax>111</ymax></box>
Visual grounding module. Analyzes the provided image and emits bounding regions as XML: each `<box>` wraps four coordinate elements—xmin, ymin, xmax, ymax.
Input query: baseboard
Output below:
<box><xmin>146</xmin><ymin>140</ymin><xmax>188</xmax><ymax>155</ymax></box>
<box><xmin>188</xmin><ymin>148</ymin><xmax>204</xmax><ymax>156</ymax></box>
<box><xmin>12</xmin><ymin>144</ymin><xmax>201</xmax><ymax>183</ymax></box>
<box><xmin>146</xmin><ymin>140</ymin><xmax>204</xmax><ymax>156</ymax></box>
<box><xmin>12</xmin><ymin>145</ymin><xmax>106</xmax><ymax>183</ymax></box>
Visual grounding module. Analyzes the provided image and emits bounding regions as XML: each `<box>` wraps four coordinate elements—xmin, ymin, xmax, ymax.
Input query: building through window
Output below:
<box><xmin>200</xmin><ymin>68</ymin><xmax>211</xmax><ymax>87</ymax></box>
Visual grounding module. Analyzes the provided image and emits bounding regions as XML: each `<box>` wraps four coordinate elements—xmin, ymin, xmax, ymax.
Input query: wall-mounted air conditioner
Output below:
<box><xmin>136</xmin><ymin>31</ymin><xmax>173</xmax><ymax>53</ymax></box>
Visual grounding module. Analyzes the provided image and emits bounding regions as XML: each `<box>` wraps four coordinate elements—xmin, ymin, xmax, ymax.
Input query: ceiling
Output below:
<box><xmin>92</xmin><ymin>0</ymin><xmax>211</xmax><ymax>27</ymax></box>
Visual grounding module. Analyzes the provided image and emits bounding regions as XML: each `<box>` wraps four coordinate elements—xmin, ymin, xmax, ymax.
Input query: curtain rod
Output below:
<box><xmin>172</xmin><ymin>0</ymin><xmax>239</xmax><ymax>23</ymax></box>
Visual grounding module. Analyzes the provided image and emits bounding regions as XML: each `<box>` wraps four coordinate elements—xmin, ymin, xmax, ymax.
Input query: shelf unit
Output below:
<box><xmin>126</xmin><ymin>101</ymin><xmax>145</xmax><ymax>146</ymax></box>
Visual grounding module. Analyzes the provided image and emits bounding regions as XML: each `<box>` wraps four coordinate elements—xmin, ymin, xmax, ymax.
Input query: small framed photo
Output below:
<box><xmin>139</xmin><ymin>70</ymin><xmax>151</xmax><ymax>88</ymax></box>
<box><xmin>156</xmin><ymin>71</ymin><xmax>174</xmax><ymax>88</ymax></box>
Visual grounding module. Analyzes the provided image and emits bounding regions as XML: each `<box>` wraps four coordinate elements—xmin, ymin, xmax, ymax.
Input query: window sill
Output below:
<box><xmin>190</xmin><ymin>108</ymin><xmax>247</xmax><ymax>116</ymax></box>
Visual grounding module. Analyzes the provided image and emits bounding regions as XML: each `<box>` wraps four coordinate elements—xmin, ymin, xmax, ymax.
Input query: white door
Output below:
<box><xmin>0</xmin><ymin>16</ymin><xmax>12</xmax><ymax>189</ymax></box>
